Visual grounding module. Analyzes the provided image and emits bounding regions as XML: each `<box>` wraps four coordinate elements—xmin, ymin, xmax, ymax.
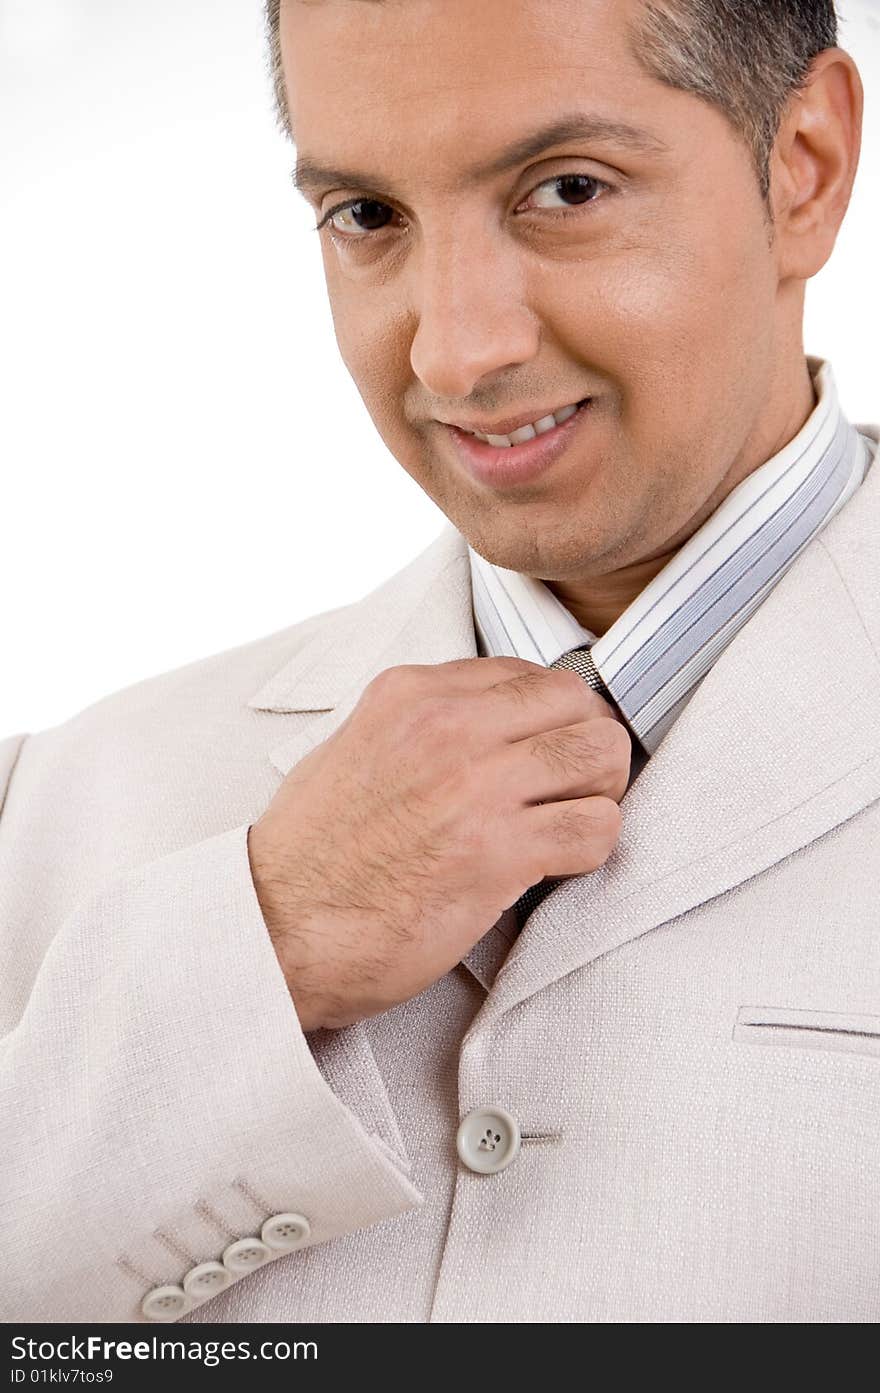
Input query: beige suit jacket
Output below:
<box><xmin>2</xmin><ymin>424</ymin><xmax>879</xmax><ymax>1324</ymax></box>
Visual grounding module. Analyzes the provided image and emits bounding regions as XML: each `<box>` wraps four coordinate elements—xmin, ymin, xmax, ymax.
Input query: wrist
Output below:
<box><xmin>247</xmin><ymin>823</ymin><xmax>326</xmax><ymax>1031</ymax></box>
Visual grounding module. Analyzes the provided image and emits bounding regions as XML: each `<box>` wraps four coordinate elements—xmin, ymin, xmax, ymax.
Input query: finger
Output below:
<box><xmin>479</xmin><ymin>666</ymin><xmax>616</xmax><ymax>743</ymax></box>
<box><xmin>500</xmin><ymin>718</ymin><xmax>632</xmax><ymax>805</ymax></box>
<box><xmin>523</xmin><ymin>795</ymin><xmax>624</xmax><ymax>880</ymax></box>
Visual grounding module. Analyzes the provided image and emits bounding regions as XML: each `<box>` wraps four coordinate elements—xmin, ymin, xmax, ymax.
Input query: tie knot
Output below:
<box><xmin>549</xmin><ymin>645</ymin><xmax>610</xmax><ymax>697</ymax></box>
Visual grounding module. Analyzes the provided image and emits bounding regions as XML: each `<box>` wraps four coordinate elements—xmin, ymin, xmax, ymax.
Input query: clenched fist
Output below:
<box><xmin>247</xmin><ymin>657</ymin><xmax>631</xmax><ymax>1031</ymax></box>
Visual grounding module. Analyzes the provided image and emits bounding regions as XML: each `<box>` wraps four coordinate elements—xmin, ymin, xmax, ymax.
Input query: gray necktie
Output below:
<box><xmin>511</xmin><ymin>644</ymin><xmax>622</xmax><ymax>929</ymax></box>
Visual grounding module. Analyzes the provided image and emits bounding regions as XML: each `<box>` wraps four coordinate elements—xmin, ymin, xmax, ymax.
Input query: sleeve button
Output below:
<box><xmin>222</xmin><ymin>1237</ymin><xmax>273</xmax><ymax>1274</ymax></box>
<box><xmin>261</xmin><ymin>1212</ymin><xmax>311</xmax><ymax>1251</ymax></box>
<box><xmin>182</xmin><ymin>1261</ymin><xmax>233</xmax><ymax>1298</ymax></box>
<box><xmin>141</xmin><ymin>1284</ymin><xmax>192</xmax><ymax>1322</ymax></box>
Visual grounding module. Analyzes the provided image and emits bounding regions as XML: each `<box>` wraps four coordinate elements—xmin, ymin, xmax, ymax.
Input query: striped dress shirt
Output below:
<box><xmin>469</xmin><ymin>357</ymin><xmax>874</xmax><ymax>762</ymax></box>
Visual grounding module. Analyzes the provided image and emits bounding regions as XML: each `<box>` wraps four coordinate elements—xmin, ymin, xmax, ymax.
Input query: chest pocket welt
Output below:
<box><xmin>734</xmin><ymin>1005</ymin><xmax>880</xmax><ymax>1059</ymax></box>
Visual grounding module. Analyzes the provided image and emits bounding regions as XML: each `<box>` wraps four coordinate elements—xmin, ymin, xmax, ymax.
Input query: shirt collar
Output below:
<box><xmin>469</xmin><ymin>357</ymin><xmax>873</xmax><ymax>754</ymax></box>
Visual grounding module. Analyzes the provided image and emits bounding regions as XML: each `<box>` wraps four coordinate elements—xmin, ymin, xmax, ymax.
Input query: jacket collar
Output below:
<box><xmin>248</xmin><ymin>428</ymin><xmax>880</xmax><ymax>1020</ymax></box>
<box><xmin>247</xmin><ymin>520</ymin><xmax>477</xmax><ymax>750</ymax></box>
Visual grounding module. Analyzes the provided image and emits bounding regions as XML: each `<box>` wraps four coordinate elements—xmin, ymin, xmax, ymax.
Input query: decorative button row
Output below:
<box><xmin>141</xmin><ymin>1212</ymin><xmax>311</xmax><ymax>1322</ymax></box>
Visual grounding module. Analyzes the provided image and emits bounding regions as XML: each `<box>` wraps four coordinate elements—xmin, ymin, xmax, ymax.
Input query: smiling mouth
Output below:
<box><xmin>456</xmin><ymin>398</ymin><xmax>591</xmax><ymax>448</ymax></box>
<box><xmin>443</xmin><ymin>395</ymin><xmax>598</xmax><ymax>492</ymax></box>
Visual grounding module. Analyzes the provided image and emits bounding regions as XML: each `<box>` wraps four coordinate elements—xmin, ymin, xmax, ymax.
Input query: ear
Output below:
<box><xmin>770</xmin><ymin>48</ymin><xmax>863</xmax><ymax>280</ymax></box>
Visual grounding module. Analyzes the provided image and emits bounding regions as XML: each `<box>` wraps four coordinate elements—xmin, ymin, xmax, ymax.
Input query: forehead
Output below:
<box><xmin>281</xmin><ymin>0</ymin><xmax>673</xmax><ymax>180</ymax></box>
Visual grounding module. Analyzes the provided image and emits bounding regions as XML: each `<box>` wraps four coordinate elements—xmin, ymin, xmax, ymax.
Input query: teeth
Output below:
<box><xmin>533</xmin><ymin>415</ymin><xmax>558</xmax><ymax>436</ymax></box>
<box><xmin>508</xmin><ymin>423</ymin><xmax>537</xmax><ymax>445</ymax></box>
<box><xmin>469</xmin><ymin>401</ymin><xmax>584</xmax><ymax>447</ymax></box>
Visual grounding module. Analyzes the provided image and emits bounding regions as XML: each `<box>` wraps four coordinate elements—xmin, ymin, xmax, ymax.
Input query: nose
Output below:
<box><xmin>408</xmin><ymin>227</ymin><xmax>540</xmax><ymax>400</ymax></box>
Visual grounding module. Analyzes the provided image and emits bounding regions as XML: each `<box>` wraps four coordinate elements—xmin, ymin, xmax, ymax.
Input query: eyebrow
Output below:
<box><xmin>291</xmin><ymin>112</ymin><xmax>670</xmax><ymax>198</ymax></box>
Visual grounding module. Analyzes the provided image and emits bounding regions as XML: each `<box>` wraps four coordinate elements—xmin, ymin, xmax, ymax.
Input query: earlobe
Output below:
<box><xmin>773</xmin><ymin>49</ymin><xmax>864</xmax><ymax>281</ymax></box>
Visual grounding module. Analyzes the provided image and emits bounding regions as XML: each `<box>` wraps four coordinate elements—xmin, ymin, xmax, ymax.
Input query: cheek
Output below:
<box><xmin>540</xmin><ymin>220</ymin><xmax>774</xmax><ymax>430</ymax></box>
<box><xmin>321</xmin><ymin>259</ymin><xmax>410</xmax><ymax>425</ymax></box>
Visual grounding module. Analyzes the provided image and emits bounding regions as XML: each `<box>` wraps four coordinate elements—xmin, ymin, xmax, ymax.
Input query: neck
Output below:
<box><xmin>547</xmin><ymin>357</ymin><xmax>819</xmax><ymax>637</ymax></box>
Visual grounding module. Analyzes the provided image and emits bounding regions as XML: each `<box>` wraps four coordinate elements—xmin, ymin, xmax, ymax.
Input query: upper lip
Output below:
<box><xmin>439</xmin><ymin>398</ymin><xmax>590</xmax><ymax>436</ymax></box>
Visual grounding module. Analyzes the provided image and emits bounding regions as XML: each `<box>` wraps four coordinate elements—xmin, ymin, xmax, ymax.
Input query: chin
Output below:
<box><xmin>465</xmin><ymin>529</ymin><xmax>577</xmax><ymax>579</ymax></box>
<box><xmin>468</xmin><ymin>499</ymin><xmax>567</xmax><ymax>547</ymax></box>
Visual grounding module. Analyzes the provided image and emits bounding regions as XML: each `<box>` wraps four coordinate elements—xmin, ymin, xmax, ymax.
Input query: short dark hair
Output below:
<box><xmin>630</xmin><ymin>1</ymin><xmax>839</xmax><ymax>200</ymax></box>
<box><xmin>264</xmin><ymin>0</ymin><xmax>839</xmax><ymax>202</ymax></box>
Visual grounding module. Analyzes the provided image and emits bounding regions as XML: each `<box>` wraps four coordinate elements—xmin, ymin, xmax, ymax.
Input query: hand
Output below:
<box><xmin>247</xmin><ymin>657</ymin><xmax>631</xmax><ymax>1030</ymax></box>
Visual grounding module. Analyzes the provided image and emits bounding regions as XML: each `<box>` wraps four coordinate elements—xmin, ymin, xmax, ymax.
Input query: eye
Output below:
<box><xmin>519</xmin><ymin>173</ymin><xmax>610</xmax><ymax>213</ymax></box>
<box><xmin>319</xmin><ymin>198</ymin><xmax>399</xmax><ymax>237</ymax></box>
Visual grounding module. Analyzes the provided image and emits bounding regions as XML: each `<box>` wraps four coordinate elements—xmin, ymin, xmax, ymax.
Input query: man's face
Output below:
<box><xmin>282</xmin><ymin>0</ymin><xmax>790</xmax><ymax>582</ymax></box>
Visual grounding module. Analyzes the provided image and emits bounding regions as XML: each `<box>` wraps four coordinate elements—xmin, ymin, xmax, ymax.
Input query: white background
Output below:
<box><xmin>1</xmin><ymin>0</ymin><xmax>878</xmax><ymax>735</ymax></box>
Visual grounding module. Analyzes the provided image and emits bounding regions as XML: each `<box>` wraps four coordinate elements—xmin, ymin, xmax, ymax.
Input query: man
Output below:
<box><xmin>0</xmin><ymin>0</ymin><xmax>877</xmax><ymax>1324</ymax></box>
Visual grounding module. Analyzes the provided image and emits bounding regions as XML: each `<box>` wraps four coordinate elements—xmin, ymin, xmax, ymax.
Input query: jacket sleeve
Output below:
<box><xmin>0</xmin><ymin>733</ymin><xmax>423</xmax><ymax>1324</ymax></box>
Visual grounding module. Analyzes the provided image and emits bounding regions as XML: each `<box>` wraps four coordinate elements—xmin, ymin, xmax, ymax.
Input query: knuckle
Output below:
<box><xmin>362</xmin><ymin>665</ymin><xmax>408</xmax><ymax>704</ymax></box>
<box><xmin>361</xmin><ymin>664</ymin><xmax>435</xmax><ymax>712</ymax></box>
<box><xmin>589</xmin><ymin>716</ymin><xmax>631</xmax><ymax>763</ymax></box>
<box><xmin>551</xmin><ymin>667</ymin><xmax>591</xmax><ymax>702</ymax></box>
<box><xmin>549</xmin><ymin>668</ymin><xmax>606</xmax><ymax>712</ymax></box>
<box><xmin>591</xmin><ymin>796</ymin><xmax>623</xmax><ymax>840</ymax></box>
<box><xmin>554</xmin><ymin>796</ymin><xmax>622</xmax><ymax>847</ymax></box>
<box><xmin>499</xmin><ymin>671</ymin><xmax>542</xmax><ymax>704</ymax></box>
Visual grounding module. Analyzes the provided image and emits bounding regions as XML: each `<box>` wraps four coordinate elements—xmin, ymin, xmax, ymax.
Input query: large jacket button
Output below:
<box><xmin>456</xmin><ymin>1105</ymin><xmax>521</xmax><ymax>1174</ymax></box>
